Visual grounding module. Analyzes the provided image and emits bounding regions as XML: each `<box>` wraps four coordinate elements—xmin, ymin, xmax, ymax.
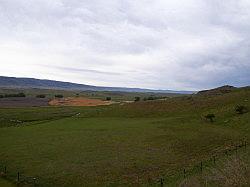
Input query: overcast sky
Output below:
<box><xmin>0</xmin><ymin>0</ymin><xmax>250</xmax><ymax>90</ymax></box>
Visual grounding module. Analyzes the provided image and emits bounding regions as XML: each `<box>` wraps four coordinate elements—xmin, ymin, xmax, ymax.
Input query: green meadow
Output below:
<box><xmin>0</xmin><ymin>88</ymin><xmax>249</xmax><ymax>186</ymax></box>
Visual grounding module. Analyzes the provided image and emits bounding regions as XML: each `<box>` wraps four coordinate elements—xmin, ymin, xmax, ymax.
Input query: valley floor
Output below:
<box><xmin>0</xmin><ymin>88</ymin><xmax>249</xmax><ymax>186</ymax></box>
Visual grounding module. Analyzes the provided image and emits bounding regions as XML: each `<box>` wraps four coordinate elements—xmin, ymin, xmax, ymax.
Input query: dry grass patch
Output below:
<box><xmin>207</xmin><ymin>157</ymin><xmax>249</xmax><ymax>187</ymax></box>
<box><xmin>49</xmin><ymin>97</ymin><xmax>113</xmax><ymax>106</ymax></box>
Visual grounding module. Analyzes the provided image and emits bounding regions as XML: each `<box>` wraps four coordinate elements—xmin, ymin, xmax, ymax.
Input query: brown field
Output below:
<box><xmin>49</xmin><ymin>97</ymin><xmax>114</xmax><ymax>106</ymax></box>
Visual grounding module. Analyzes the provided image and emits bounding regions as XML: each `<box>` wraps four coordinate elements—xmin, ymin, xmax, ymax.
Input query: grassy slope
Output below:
<box><xmin>0</xmin><ymin>178</ymin><xmax>15</xmax><ymax>187</ymax></box>
<box><xmin>0</xmin><ymin>88</ymin><xmax>249</xmax><ymax>186</ymax></box>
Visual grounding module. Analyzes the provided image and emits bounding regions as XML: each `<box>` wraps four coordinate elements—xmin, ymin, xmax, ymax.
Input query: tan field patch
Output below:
<box><xmin>49</xmin><ymin>97</ymin><xmax>113</xmax><ymax>106</ymax></box>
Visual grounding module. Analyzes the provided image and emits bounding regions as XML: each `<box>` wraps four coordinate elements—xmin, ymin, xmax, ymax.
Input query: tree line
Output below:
<box><xmin>0</xmin><ymin>93</ymin><xmax>65</xmax><ymax>99</ymax></box>
<box><xmin>0</xmin><ymin>93</ymin><xmax>26</xmax><ymax>98</ymax></box>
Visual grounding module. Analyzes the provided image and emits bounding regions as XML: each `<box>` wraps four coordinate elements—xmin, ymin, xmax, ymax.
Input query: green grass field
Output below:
<box><xmin>0</xmin><ymin>88</ymin><xmax>249</xmax><ymax>186</ymax></box>
<box><xmin>0</xmin><ymin>179</ymin><xmax>15</xmax><ymax>187</ymax></box>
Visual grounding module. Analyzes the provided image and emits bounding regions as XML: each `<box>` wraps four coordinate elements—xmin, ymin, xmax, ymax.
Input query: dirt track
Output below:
<box><xmin>49</xmin><ymin>97</ymin><xmax>113</xmax><ymax>106</ymax></box>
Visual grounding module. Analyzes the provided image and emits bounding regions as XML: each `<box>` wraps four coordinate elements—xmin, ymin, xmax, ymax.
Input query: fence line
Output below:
<box><xmin>0</xmin><ymin>165</ymin><xmax>38</xmax><ymax>186</ymax></box>
<box><xmin>0</xmin><ymin>140</ymin><xmax>247</xmax><ymax>187</ymax></box>
<box><xmin>156</xmin><ymin>139</ymin><xmax>247</xmax><ymax>186</ymax></box>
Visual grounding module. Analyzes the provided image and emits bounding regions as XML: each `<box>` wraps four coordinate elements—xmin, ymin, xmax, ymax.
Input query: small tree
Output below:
<box><xmin>36</xmin><ymin>94</ymin><xmax>46</xmax><ymax>98</ymax></box>
<box><xmin>235</xmin><ymin>105</ymin><xmax>248</xmax><ymax>114</ymax></box>
<box><xmin>55</xmin><ymin>94</ymin><xmax>63</xmax><ymax>98</ymax></box>
<box><xmin>106</xmin><ymin>97</ymin><xmax>111</xmax><ymax>101</ymax></box>
<box><xmin>205</xmin><ymin>113</ymin><xmax>215</xmax><ymax>122</ymax></box>
<box><xmin>17</xmin><ymin>93</ymin><xmax>26</xmax><ymax>97</ymax></box>
<box><xmin>4</xmin><ymin>93</ymin><xmax>26</xmax><ymax>98</ymax></box>
<box><xmin>135</xmin><ymin>97</ymin><xmax>140</xmax><ymax>102</ymax></box>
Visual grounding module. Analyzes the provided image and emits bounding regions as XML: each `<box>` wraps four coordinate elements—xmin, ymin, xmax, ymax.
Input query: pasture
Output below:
<box><xmin>0</xmin><ymin>88</ymin><xmax>249</xmax><ymax>186</ymax></box>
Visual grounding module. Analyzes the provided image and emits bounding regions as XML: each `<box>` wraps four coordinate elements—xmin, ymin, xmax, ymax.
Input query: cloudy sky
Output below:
<box><xmin>0</xmin><ymin>0</ymin><xmax>250</xmax><ymax>90</ymax></box>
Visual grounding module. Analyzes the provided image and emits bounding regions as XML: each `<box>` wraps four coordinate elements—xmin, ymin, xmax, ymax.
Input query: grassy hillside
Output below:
<box><xmin>0</xmin><ymin>179</ymin><xmax>15</xmax><ymax>187</ymax></box>
<box><xmin>0</xmin><ymin>87</ymin><xmax>249</xmax><ymax>186</ymax></box>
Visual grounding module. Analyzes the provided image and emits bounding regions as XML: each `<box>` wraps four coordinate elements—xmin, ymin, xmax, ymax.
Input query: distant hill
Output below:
<box><xmin>0</xmin><ymin>76</ymin><xmax>194</xmax><ymax>94</ymax></box>
<box><xmin>197</xmin><ymin>85</ymin><xmax>237</xmax><ymax>96</ymax></box>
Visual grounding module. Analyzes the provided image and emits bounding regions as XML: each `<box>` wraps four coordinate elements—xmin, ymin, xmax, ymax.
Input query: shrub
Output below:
<box><xmin>143</xmin><ymin>96</ymin><xmax>168</xmax><ymax>101</ymax></box>
<box><xmin>17</xmin><ymin>93</ymin><xmax>26</xmax><ymax>97</ymax></box>
<box><xmin>205</xmin><ymin>113</ymin><xmax>215</xmax><ymax>122</ymax></box>
<box><xmin>235</xmin><ymin>105</ymin><xmax>248</xmax><ymax>114</ymax></box>
<box><xmin>4</xmin><ymin>93</ymin><xmax>26</xmax><ymax>98</ymax></box>
<box><xmin>147</xmin><ymin>96</ymin><xmax>155</xmax><ymax>100</ymax></box>
<box><xmin>0</xmin><ymin>95</ymin><xmax>3</xmax><ymax>98</ymax></box>
<box><xmin>106</xmin><ymin>97</ymin><xmax>111</xmax><ymax>101</ymax></box>
<box><xmin>55</xmin><ymin>94</ymin><xmax>63</xmax><ymax>98</ymax></box>
<box><xmin>134</xmin><ymin>97</ymin><xmax>140</xmax><ymax>102</ymax></box>
<box><xmin>36</xmin><ymin>94</ymin><xmax>46</xmax><ymax>98</ymax></box>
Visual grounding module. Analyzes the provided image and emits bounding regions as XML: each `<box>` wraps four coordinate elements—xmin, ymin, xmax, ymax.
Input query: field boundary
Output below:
<box><xmin>0</xmin><ymin>140</ymin><xmax>247</xmax><ymax>186</ymax></box>
<box><xmin>0</xmin><ymin>112</ymin><xmax>80</xmax><ymax>128</ymax></box>
<box><xmin>154</xmin><ymin>140</ymin><xmax>247</xmax><ymax>186</ymax></box>
<box><xmin>0</xmin><ymin>168</ymin><xmax>38</xmax><ymax>186</ymax></box>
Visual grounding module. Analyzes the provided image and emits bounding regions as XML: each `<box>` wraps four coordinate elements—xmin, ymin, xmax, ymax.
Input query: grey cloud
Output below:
<box><xmin>0</xmin><ymin>0</ymin><xmax>250</xmax><ymax>90</ymax></box>
<box><xmin>40</xmin><ymin>65</ymin><xmax>122</xmax><ymax>76</ymax></box>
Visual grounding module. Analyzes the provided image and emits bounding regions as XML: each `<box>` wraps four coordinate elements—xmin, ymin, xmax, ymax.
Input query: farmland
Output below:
<box><xmin>0</xmin><ymin>87</ymin><xmax>182</xmax><ymax>101</ymax></box>
<box><xmin>0</xmin><ymin>87</ymin><xmax>249</xmax><ymax>186</ymax></box>
<box><xmin>0</xmin><ymin>87</ymin><xmax>182</xmax><ymax>108</ymax></box>
<box><xmin>49</xmin><ymin>97</ymin><xmax>113</xmax><ymax>107</ymax></box>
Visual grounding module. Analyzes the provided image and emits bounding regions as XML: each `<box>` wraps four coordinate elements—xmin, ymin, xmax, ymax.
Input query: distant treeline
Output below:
<box><xmin>143</xmin><ymin>96</ymin><xmax>168</xmax><ymax>101</ymax></box>
<box><xmin>0</xmin><ymin>93</ymin><xmax>65</xmax><ymax>99</ymax></box>
<box><xmin>0</xmin><ymin>93</ymin><xmax>26</xmax><ymax>98</ymax></box>
<box><xmin>134</xmin><ymin>96</ymin><xmax>169</xmax><ymax>102</ymax></box>
<box><xmin>36</xmin><ymin>94</ymin><xmax>46</xmax><ymax>98</ymax></box>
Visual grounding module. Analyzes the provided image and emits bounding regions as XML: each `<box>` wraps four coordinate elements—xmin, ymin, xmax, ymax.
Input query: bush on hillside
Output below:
<box><xmin>106</xmin><ymin>97</ymin><xmax>111</xmax><ymax>101</ymax></box>
<box><xmin>235</xmin><ymin>105</ymin><xmax>248</xmax><ymax>114</ymax></box>
<box><xmin>4</xmin><ymin>93</ymin><xmax>26</xmax><ymax>98</ymax></box>
<box><xmin>55</xmin><ymin>94</ymin><xmax>63</xmax><ymax>98</ymax></box>
<box><xmin>135</xmin><ymin>97</ymin><xmax>140</xmax><ymax>102</ymax></box>
<box><xmin>205</xmin><ymin>113</ymin><xmax>215</xmax><ymax>122</ymax></box>
<box><xmin>143</xmin><ymin>96</ymin><xmax>168</xmax><ymax>101</ymax></box>
<box><xmin>36</xmin><ymin>94</ymin><xmax>46</xmax><ymax>98</ymax></box>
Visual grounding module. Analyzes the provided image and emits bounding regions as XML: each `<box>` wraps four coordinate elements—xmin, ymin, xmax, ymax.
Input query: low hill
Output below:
<box><xmin>0</xmin><ymin>76</ymin><xmax>194</xmax><ymax>94</ymax></box>
<box><xmin>95</xmin><ymin>86</ymin><xmax>250</xmax><ymax>118</ymax></box>
<box><xmin>197</xmin><ymin>85</ymin><xmax>237</xmax><ymax>96</ymax></box>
